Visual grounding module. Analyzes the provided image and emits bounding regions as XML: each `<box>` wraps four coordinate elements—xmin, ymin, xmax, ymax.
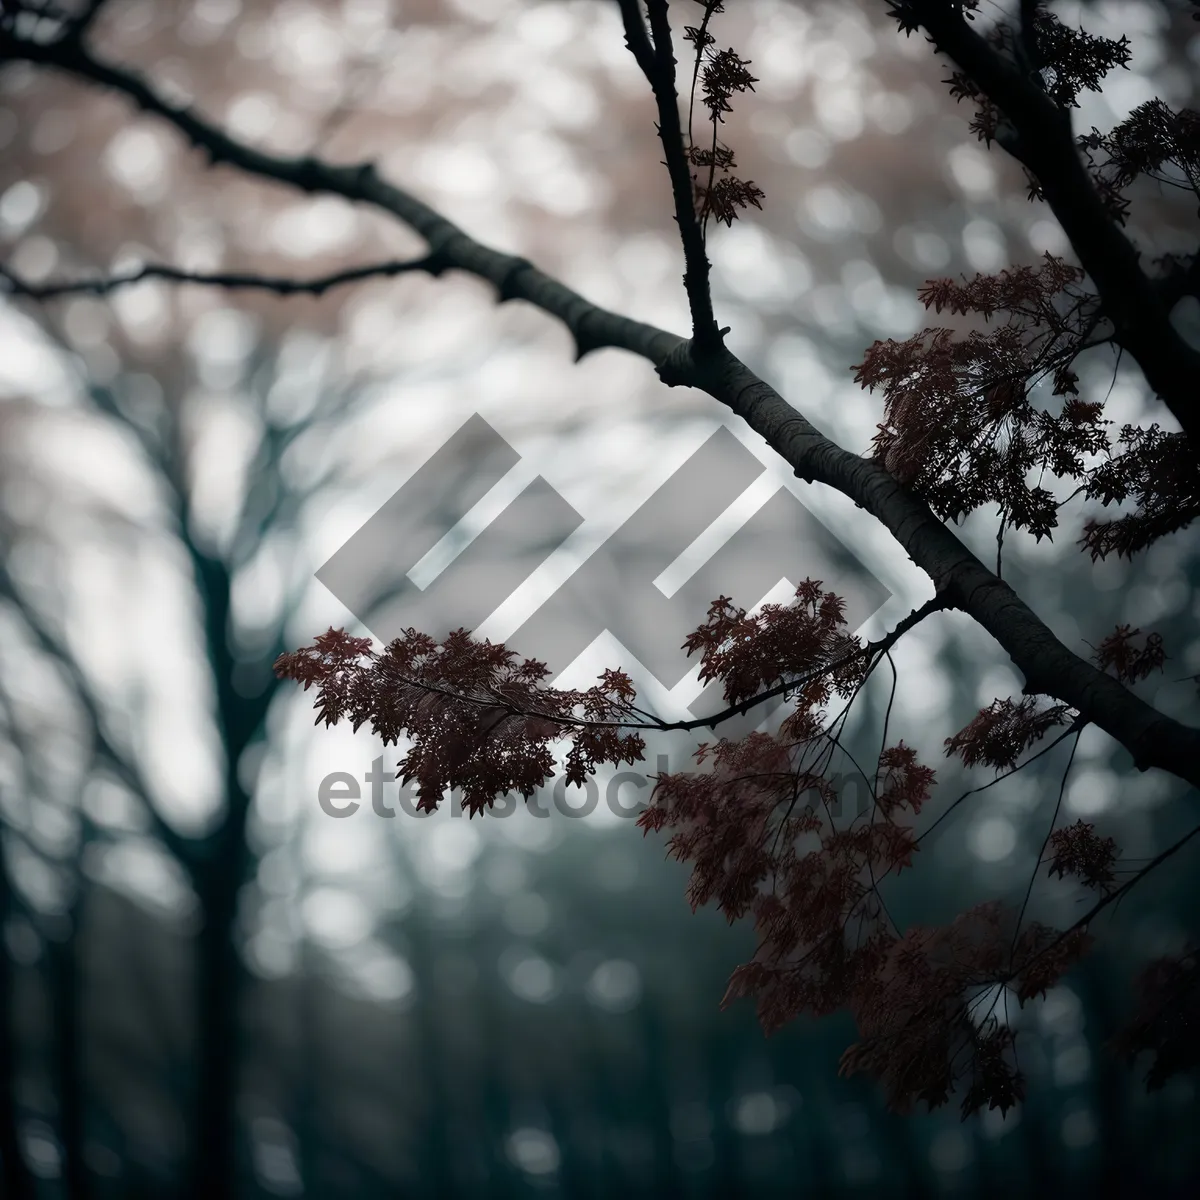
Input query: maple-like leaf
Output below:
<box><xmin>1047</xmin><ymin>820</ymin><xmax>1119</xmax><ymax>892</ymax></box>
<box><xmin>945</xmin><ymin>695</ymin><xmax>1074</xmax><ymax>773</ymax></box>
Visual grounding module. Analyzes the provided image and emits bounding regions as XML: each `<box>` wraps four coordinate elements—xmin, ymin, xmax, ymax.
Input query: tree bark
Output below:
<box><xmin>0</xmin><ymin>834</ymin><xmax>34</xmax><ymax>1200</ymax></box>
<box><xmin>192</xmin><ymin>852</ymin><xmax>244</xmax><ymax>1200</ymax></box>
<box><xmin>49</xmin><ymin>901</ymin><xmax>89</xmax><ymax>1200</ymax></box>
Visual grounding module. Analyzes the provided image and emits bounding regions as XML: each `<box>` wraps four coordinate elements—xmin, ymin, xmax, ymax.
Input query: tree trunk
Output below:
<box><xmin>191</xmin><ymin>840</ymin><xmax>246</xmax><ymax>1200</ymax></box>
<box><xmin>49</xmin><ymin>900</ymin><xmax>89</xmax><ymax>1200</ymax></box>
<box><xmin>0</xmin><ymin>834</ymin><xmax>34</xmax><ymax>1200</ymax></box>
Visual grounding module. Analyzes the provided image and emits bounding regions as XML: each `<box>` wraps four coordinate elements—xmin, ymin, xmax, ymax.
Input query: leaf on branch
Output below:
<box><xmin>694</xmin><ymin>175</ymin><xmax>765</xmax><ymax>227</ymax></box>
<box><xmin>858</xmin><ymin>256</ymin><xmax>1110</xmax><ymax>534</ymax></box>
<box><xmin>945</xmin><ymin>695</ymin><xmax>1074</xmax><ymax>773</ymax></box>
<box><xmin>1047</xmin><ymin>819</ymin><xmax>1119</xmax><ymax>891</ymax></box>
<box><xmin>683</xmin><ymin>12</ymin><xmax>765</xmax><ymax>235</ymax></box>
<box><xmin>1096</xmin><ymin>100</ymin><xmax>1200</xmax><ymax>192</ymax></box>
<box><xmin>840</xmin><ymin>903</ymin><xmax>1028</xmax><ymax>1115</ymax></box>
<box><xmin>960</xmin><ymin>1024</ymin><xmax>1026</xmax><ymax>1119</ymax></box>
<box><xmin>1075</xmin><ymin>101</ymin><xmax>1200</xmax><ymax>225</ymax></box>
<box><xmin>1089</xmin><ymin>624</ymin><xmax>1166</xmax><ymax>684</ymax></box>
<box><xmin>700</xmin><ymin>47</ymin><xmax>758</xmax><ymax>123</ymax></box>
<box><xmin>1111</xmin><ymin>948</ymin><xmax>1200</xmax><ymax>1090</ymax></box>
<box><xmin>942</xmin><ymin>9</ymin><xmax>1130</xmax><ymax>144</ymax></box>
<box><xmin>687</xmin><ymin>142</ymin><xmax>736</xmax><ymax>171</ymax></box>
<box><xmin>681</xmin><ymin>580</ymin><xmax>865</xmax><ymax>707</ymax></box>
<box><xmin>1011</xmin><ymin>921</ymin><xmax>1093</xmax><ymax>1003</ymax></box>
<box><xmin>876</xmin><ymin>741</ymin><xmax>937</xmax><ymax>817</ymax></box>
<box><xmin>1082</xmin><ymin>425</ymin><xmax>1200</xmax><ymax>560</ymax></box>
<box><xmin>275</xmin><ymin>627</ymin><xmax>644</xmax><ymax>815</ymax></box>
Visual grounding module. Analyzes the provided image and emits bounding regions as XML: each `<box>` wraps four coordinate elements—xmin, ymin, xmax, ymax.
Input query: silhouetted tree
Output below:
<box><xmin>2</xmin><ymin>0</ymin><xmax>1198</xmax><ymax>1159</ymax></box>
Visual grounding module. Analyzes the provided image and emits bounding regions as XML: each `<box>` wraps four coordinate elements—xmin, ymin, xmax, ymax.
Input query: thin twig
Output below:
<box><xmin>0</xmin><ymin>254</ymin><xmax>439</xmax><ymax>301</ymax></box>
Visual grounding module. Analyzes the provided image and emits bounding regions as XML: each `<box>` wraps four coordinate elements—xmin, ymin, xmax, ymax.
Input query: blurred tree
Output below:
<box><xmin>0</xmin><ymin>0</ymin><xmax>1198</xmax><ymax>1196</ymax></box>
<box><xmin>0</xmin><ymin>150</ymin><xmax>392</xmax><ymax>1192</ymax></box>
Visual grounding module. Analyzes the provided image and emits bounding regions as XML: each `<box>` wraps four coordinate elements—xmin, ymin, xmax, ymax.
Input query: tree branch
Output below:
<box><xmin>617</xmin><ymin>0</ymin><xmax>722</xmax><ymax>350</ymax></box>
<box><xmin>1158</xmin><ymin>252</ymin><xmax>1200</xmax><ymax>309</ymax></box>
<box><xmin>0</xmin><ymin>254</ymin><xmax>440</xmax><ymax>301</ymax></box>
<box><xmin>0</xmin><ymin>559</ymin><xmax>198</xmax><ymax>870</ymax></box>
<box><xmin>905</xmin><ymin>0</ymin><xmax>1200</xmax><ymax>443</ymax></box>
<box><xmin>325</xmin><ymin>592</ymin><xmax>950</xmax><ymax>740</ymax></box>
<box><xmin>6</xmin><ymin>24</ymin><xmax>1200</xmax><ymax>798</ymax></box>
<box><xmin>1001</xmin><ymin>816</ymin><xmax>1200</xmax><ymax>991</ymax></box>
<box><xmin>64</xmin><ymin>0</ymin><xmax>109</xmax><ymax>39</ymax></box>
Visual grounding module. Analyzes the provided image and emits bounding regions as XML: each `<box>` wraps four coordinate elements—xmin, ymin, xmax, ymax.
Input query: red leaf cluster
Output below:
<box><xmin>280</xmin><ymin>597</ymin><xmax>1103</xmax><ymax>1118</ymax></box>
<box><xmin>1089</xmin><ymin>624</ymin><xmax>1167</xmax><ymax>685</ymax></box>
<box><xmin>871</xmin><ymin>10</ymin><xmax>1200</xmax><ymax>571</ymax></box>
<box><xmin>274</xmin><ymin>0</ymin><xmax>1189</xmax><ymax>1122</ymax></box>
<box><xmin>684</xmin><ymin>7</ymin><xmax>764</xmax><ymax>232</ymax></box>
<box><xmin>944</xmin><ymin>695</ymin><xmax>1075</xmax><ymax>773</ymax></box>
<box><xmin>641</xmin><ymin>589</ymin><xmax>938</xmax><ymax>1055</ymax></box>
<box><xmin>699</xmin><ymin>46</ymin><xmax>757</xmax><ymax>124</ymax></box>
<box><xmin>1046</xmin><ymin>819</ymin><xmax>1119</xmax><ymax>892</ymax></box>
<box><xmin>682</xmin><ymin>579</ymin><xmax>866</xmax><ymax>707</ymax></box>
<box><xmin>841</xmin><ymin>903</ymin><xmax>1015</xmax><ymax>1116</ymax></box>
<box><xmin>639</xmin><ymin>583</ymin><xmax>1084</xmax><ymax>1116</ymax></box>
<box><xmin>840</xmin><ymin>904</ymin><xmax>1092</xmax><ymax>1117</ymax></box>
<box><xmin>274</xmin><ymin>627</ymin><xmax>644</xmax><ymax>815</ymax></box>
<box><xmin>858</xmin><ymin>257</ymin><xmax>1109</xmax><ymax>535</ymax></box>
<box><xmin>876</xmin><ymin>743</ymin><xmax>937</xmax><ymax>818</ymax></box>
<box><xmin>944</xmin><ymin>9</ymin><xmax>1130</xmax><ymax>145</ymax></box>
<box><xmin>1010</xmin><ymin>921</ymin><xmax>1095</xmax><ymax>1004</ymax></box>
<box><xmin>1079</xmin><ymin>100</ymin><xmax>1200</xmax><ymax>222</ymax></box>
<box><xmin>693</xmin><ymin>174</ymin><xmax>765</xmax><ymax>229</ymax></box>
<box><xmin>1112</xmin><ymin>948</ymin><xmax>1200</xmax><ymax>1090</ymax></box>
<box><xmin>1081</xmin><ymin>425</ymin><xmax>1200</xmax><ymax>561</ymax></box>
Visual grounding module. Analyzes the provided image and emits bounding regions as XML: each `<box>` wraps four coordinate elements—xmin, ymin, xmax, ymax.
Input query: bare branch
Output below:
<box><xmin>617</xmin><ymin>0</ymin><xmax>723</xmax><ymax>350</ymax></box>
<box><xmin>0</xmin><ymin>559</ymin><xmax>198</xmax><ymax>870</ymax></box>
<box><xmin>0</xmin><ymin>254</ymin><xmax>440</xmax><ymax>301</ymax></box>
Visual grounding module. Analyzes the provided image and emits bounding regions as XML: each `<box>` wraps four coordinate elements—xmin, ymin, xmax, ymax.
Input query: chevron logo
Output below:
<box><xmin>317</xmin><ymin>415</ymin><xmax>890</xmax><ymax>733</ymax></box>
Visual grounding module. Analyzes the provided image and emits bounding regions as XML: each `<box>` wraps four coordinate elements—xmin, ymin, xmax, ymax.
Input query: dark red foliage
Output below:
<box><xmin>1010</xmin><ymin>922</ymin><xmax>1095</xmax><ymax>1005</ymax></box>
<box><xmin>858</xmin><ymin>256</ymin><xmax>1109</xmax><ymax>536</ymax></box>
<box><xmin>681</xmin><ymin>580</ymin><xmax>866</xmax><ymax>707</ymax></box>
<box><xmin>277</xmin><ymin>0</ymin><xmax>1200</xmax><ymax>1121</ymax></box>
<box><xmin>1079</xmin><ymin>100</ymin><xmax>1200</xmax><ymax>210</ymax></box>
<box><xmin>942</xmin><ymin>7</ymin><xmax>1130</xmax><ymax>146</ymax></box>
<box><xmin>838</xmin><ymin>901</ymin><xmax>1091</xmax><ymax>1117</ymax></box>
<box><xmin>1089</xmin><ymin>625</ymin><xmax>1167</xmax><ymax>685</ymax></box>
<box><xmin>866</xmin><ymin>14</ymin><xmax>1200</xmax><ymax>565</ymax></box>
<box><xmin>1081</xmin><ymin>425</ymin><xmax>1200</xmax><ymax>561</ymax></box>
<box><xmin>1112</xmin><ymin>949</ymin><xmax>1200</xmax><ymax>1090</ymax></box>
<box><xmin>683</xmin><ymin>5</ymin><xmax>764</xmax><ymax>233</ymax></box>
<box><xmin>877</xmin><ymin>743</ymin><xmax>937</xmax><ymax>818</ymax></box>
<box><xmin>275</xmin><ymin>627</ymin><xmax>644</xmax><ymax>815</ymax></box>
<box><xmin>699</xmin><ymin>47</ymin><xmax>757</xmax><ymax>124</ymax></box>
<box><xmin>1047</xmin><ymin>820</ymin><xmax>1119</xmax><ymax>892</ymax></box>
<box><xmin>944</xmin><ymin>695</ymin><xmax>1074</xmax><ymax>773</ymax></box>
<box><xmin>695</xmin><ymin>174</ymin><xmax>765</xmax><ymax>228</ymax></box>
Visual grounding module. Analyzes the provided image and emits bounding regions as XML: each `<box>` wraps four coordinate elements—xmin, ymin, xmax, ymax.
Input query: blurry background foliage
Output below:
<box><xmin>0</xmin><ymin>0</ymin><xmax>1199</xmax><ymax>1196</ymax></box>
